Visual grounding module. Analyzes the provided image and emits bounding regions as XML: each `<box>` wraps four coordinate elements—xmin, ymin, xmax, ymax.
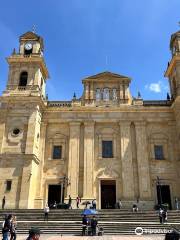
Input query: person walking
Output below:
<box><xmin>76</xmin><ymin>196</ymin><xmax>80</xmax><ymax>209</ymax></box>
<box><xmin>163</xmin><ymin>209</ymin><xmax>168</xmax><ymax>223</ymax></box>
<box><xmin>175</xmin><ymin>197</ymin><xmax>179</xmax><ymax>210</ymax></box>
<box><xmin>10</xmin><ymin>215</ymin><xmax>17</xmax><ymax>240</ymax></box>
<box><xmin>117</xmin><ymin>199</ymin><xmax>122</xmax><ymax>209</ymax></box>
<box><xmin>2</xmin><ymin>196</ymin><xmax>6</xmax><ymax>209</ymax></box>
<box><xmin>91</xmin><ymin>215</ymin><xmax>98</xmax><ymax>236</ymax></box>
<box><xmin>159</xmin><ymin>208</ymin><xmax>164</xmax><ymax>224</ymax></box>
<box><xmin>2</xmin><ymin>214</ymin><xmax>12</xmax><ymax>240</ymax></box>
<box><xmin>44</xmin><ymin>203</ymin><xmax>49</xmax><ymax>222</ymax></box>
<box><xmin>68</xmin><ymin>195</ymin><xmax>72</xmax><ymax>209</ymax></box>
<box><xmin>92</xmin><ymin>199</ymin><xmax>97</xmax><ymax>210</ymax></box>
<box><xmin>82</xmin><ymin>214</ymin><xmax>88</xmax><ymax>236</ymax></box>
<box><xmin>26</xmin><ymin>228</ymin><xmax>41</xmax><ymax>240</ymax></box>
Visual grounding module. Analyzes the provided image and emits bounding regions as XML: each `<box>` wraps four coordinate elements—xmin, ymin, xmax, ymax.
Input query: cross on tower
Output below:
<box><xmin>32</xmin><ymin>24</ymin><xmax>36</xmax><ymax>33</ymax></box>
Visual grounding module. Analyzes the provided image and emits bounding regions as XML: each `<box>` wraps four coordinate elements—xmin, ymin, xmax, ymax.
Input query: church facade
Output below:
<box><xmin>0</xmin><ymin>30</ymin><xmax>180</xmax><ymax>209</ymax></box>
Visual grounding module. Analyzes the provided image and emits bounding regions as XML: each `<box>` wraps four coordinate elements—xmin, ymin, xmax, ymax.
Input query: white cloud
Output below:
<box><xmin>145</xmin><ymin>81</ymin><xmax>168</xmax><ymax>93</ymax></box>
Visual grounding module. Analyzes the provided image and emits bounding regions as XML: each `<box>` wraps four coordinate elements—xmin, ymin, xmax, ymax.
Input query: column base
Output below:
<box><xmin>34</xmin><ymin>198</ymin><xmax>44</xmax><ymax>209</ymax></box>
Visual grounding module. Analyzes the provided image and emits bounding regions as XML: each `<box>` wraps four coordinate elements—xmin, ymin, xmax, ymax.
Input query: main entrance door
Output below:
<box><xmin>101</xmin><ymin>180</ymin><xmax>116</xmax><ymax>209</ymax></box>
<box><xmin>48</xmin><ymin>185</ymin><xmax>61</xmax><ymax>207</ymax></box>
<box><xmin>157</xmin><ymin>185</ymin><xmax>172</xmax><ymax>209</ymax></box>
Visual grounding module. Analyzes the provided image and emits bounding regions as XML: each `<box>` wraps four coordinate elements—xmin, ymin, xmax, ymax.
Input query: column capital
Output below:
<box><xmin>69</xmin><ymin>121</ymin><xmax>81</xmax><ymax>127</ymax></box>
<box><xmin>134</xmin><ymin>121</ymin><xmax>147</xmax><ymax>127</ymax></box>
<box><xmin>84</xmin><ymin>121</ymin><xmax>95</xmax><ymax>127</ymax></box>
<box><xmin>119</xmin><ymin>120</ymin><xmax>131</xmax><ymax>126</ymax></box>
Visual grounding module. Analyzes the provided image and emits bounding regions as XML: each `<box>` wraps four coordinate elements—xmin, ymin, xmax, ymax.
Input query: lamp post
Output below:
<box><xmin>156</xmin><ymin>176</ymin><xmax>162</xmax><ymax>207</ymax></box>
<box><xmin>60</xmin><ymin>175</ymin><xmax>70</xmax><ymax>203</ymax></box>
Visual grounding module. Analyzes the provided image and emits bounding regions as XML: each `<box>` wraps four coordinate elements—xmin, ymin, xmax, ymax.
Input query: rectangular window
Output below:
<box><xmin>154</xmin><ymin>145</ymin><xmax>164</xmax><ymax>160</ymax></box>
<box><xmin>102</xmin><ymin>141</ymin><xmax>113</xmax><ymax>158</ymax></box>
<box><xmin>6</xmin><ymin>180</ymin><xmax>12</xmax><ymax>191</ymax></box>
<box><xmin>53</xmin><ymin>146</ymin><xmax>62</xmax><ymax>159</ymax></box>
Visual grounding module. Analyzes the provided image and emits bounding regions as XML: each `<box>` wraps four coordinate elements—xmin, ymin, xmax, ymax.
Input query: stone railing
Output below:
<box><xmin>48</xmin><ymin>101</ymin><xmax>72</xmax><ymax>107</ymax></box>
<box><xmin>6</xmin><ymin>85</ymin><xmax>41</xmax><ymax>91</ymax></box>
<box><xmin>143</xmin><ymin>100</ymin><xmax>172</xmax><ymax>106</ymax></box>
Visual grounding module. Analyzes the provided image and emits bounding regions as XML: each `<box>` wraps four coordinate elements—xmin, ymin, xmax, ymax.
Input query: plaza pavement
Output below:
<box><xmin>10</xmin><ymin>235</ymin><xmax>165</xmax><ymax>240</ymax></box>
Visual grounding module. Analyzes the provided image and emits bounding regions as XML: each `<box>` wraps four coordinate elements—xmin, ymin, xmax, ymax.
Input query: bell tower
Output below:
<box><xmin>165</xmin><ymin>30</ymin><xmax>180</xmax><ymax>100</ymax></box>
<box><xmin>3</xmin><ymin>31</ymin><xmax>49</xmax><ymax>99</ymax></box>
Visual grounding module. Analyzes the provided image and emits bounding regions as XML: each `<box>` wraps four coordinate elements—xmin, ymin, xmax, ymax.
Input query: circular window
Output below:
<box><xmin>12</xmin><ymin>128</ymin><xmax>20</xmax><ymax>136</ymax></box>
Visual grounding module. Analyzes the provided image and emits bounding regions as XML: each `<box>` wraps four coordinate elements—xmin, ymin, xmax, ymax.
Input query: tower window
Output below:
<box><xmin>19</xmin><ymin>72</ymin><xmax>28</xmax><ymax>87</ymax></box>
<box><xmin>102</xmin><ymin>141</ymin><xmax>113</xmax><ymax>158</ymax></box>
<box><xmin>96</xmin><ymin>88</ymin><xmax>101</xmax><ymax>101</ymax></box>
<box><xmin>154</xmin><ymin>145</ymin><xmax>164</xmax><ymax>160</ymax></box>
<box><xmin>6</xmin><ymin>180</ymin><xmax>12</xmax><ymax>192</ymax></box>
<box><xmin>53</xmin><ymin>146</ymin><xmax>62</xmax><ymax>159</ymax></box>
<box><xmin>103</xmin><ymin>88</ymin><xmax>110</xmax><ymax>101</ymax></box>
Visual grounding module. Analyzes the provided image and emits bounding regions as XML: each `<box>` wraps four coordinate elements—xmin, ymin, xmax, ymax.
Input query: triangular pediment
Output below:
<box><xmin>83</xmin><ymin>71</ymin><xmax>130</xmax><ymax>82</ymax></box>
<box><xmin>20</xmin><ymin>31</ymin><xmax>40</xmax><ymax>40</ymax></box>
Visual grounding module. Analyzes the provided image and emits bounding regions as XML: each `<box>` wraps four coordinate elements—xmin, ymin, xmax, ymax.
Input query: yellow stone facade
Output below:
<box><xmin>0</xmin><ymin>30</ymin><xmax>180</xmax><ymax>209</ymax></box>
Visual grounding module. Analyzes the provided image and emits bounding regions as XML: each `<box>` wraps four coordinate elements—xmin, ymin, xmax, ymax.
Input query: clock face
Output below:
<box><xmin>24</xmin><ymin>42</ymin><xmax>33</xmax><ymax>50</ymax></box>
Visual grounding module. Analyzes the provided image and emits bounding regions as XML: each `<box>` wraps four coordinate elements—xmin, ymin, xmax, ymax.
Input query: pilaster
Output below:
<box><xmin>83</xmin><ymin>121</ymin><xmax>95</xmax><ymax>199</ymax></box>
<box><xmin>135</xmin><ymin>121</ymin><xmax>152</xmax><ymax>199</ymax></box>
<box><xmin>120</xmin><ymin>121</ymin><xmax>135</xmax><ymax>199</ymax></box>
<box><xmin>67</xmin><ymin>122</ymin><xmax>81</xmax><ymax>198</ymax></box>
<box><xmin>34</xmin><ymin>122</ymin><xmax>47</xmax><ymax>208</ymax></box>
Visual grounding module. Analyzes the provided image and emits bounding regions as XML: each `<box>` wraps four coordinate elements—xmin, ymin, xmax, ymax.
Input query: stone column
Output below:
<box><xmin>83</xmin><ymin>121</ymin><xmax>95</xmax><ymax>199</ymax></box>
<box><xmin>119</xmin><ymin>84</ymin><xmax>124</xmax><ymax>101</ymax></box>
<box><xmin>19</xmin><ymin>157</ymin><xmax>40</xmax><ymax>209</ymax></box>
<box><xmin>25</xmin><ymin>108</ymin><xmax>41</xmax><ymax>156</ymax></box>
<box><xmin>0</xmin><ymin>121</ymin><xmax>5</xmax><ymax>153</ymax></box>
<box><xmin>135</xmin><ymin>121</ymin><xmax>151</xmax><ymax>199</ymax></box>
<box><xmin>67</xmin><ymin>122</ymin><xmax>81</xmax><ymax>198</ymax></box>
<box><xmin>120</xmin><ymin>121</ymin><xmax>135</xmax><ymax>199</ymax></box>
<box><xmin>34</xmin><ymin>122</ymin><xmax>47</xmax><ymax>208</ymax></box>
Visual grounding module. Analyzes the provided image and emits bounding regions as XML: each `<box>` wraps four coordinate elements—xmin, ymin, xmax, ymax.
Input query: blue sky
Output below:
<box><xmin>0</xmin><ymin>0</ymin><xmax>180</xmax><ymax>100</ymax></box>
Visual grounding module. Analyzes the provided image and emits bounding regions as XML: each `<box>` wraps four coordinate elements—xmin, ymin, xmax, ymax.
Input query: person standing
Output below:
<box><xmin>44</xmin><ymin>203</ymin><xmax>49</xmax><ymax>222</ymax></box>
<box><xmin>82</xmin><ymin>215</ymin><xmax>88</xmax><ymax>236</ymax></box>
<box><xmin>2</xmin><ymin>214</ymin><xmax>12</xmax><ymax>240</ymax></box>
<box><xmin>2</xmin><ymin>196</ymin><xmax>6</xmax><ymax>209</ymax></box>
<box><xmin>92</xmin><ymin>199</ymin><xmax>97</xmax><ymax>210</ymax></box>
<box><xmin>76</xmin><ymin>196</ymin><xmax>80</xmax><ymax>209</ymax></box>
<box><xmin>175</xmin><ymin>197</ymin><xmax>179</xmax><ymax>210</ymax></box>
<box><xmin>91</xmin><ymin>216</ymin><xmax>98</xmax><ymax>236</ymax></box>
<box><xmin>159</xmin><ymin>208</ymin><xmax>164</xmax><ymax>224</ymax></box>
<box><xmin>68</xmin><ymin>195</ymin><xmax>72</xmax><ymax>209</ymax></box>
<box><xmin>117</xmin><ymin>199</ymin><xmax>122</xmax><ymax>209</ymax></box>
<box><xmin>10</xmin><ymin>215</ymin><xmax>17</xmax><ymax>240</ymax></box>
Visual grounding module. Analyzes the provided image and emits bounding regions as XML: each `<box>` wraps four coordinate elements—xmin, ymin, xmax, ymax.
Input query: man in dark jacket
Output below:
<box><xmin>2</xmin><ymin>196</ymin><xmax>5</xmax><ymax>209</ymax></box>
<box><xmin>82</xmin><ymin>215</ymin><xmax>88</xmax><ymax>236</ymax></box>
<box><xmin>2</xmin><ymin>214</ymin><xmax>12</xmax><ymax>240</ymax></box>
<box><xmin>91</xmin><ymin>216</ymin><xmax>98</xmax><ymax>236</ymax></box>
<box><xmin>26</xmin><ymin>228</ymin><xmax>41</xmax><ymax>240</ymax></box>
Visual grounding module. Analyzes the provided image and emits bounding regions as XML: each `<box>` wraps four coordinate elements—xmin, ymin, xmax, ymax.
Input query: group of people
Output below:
<box><xmin>82</xmin><ymin>215</ymin><xmax>98</xmax><ymax>236</ymax></box>
<box><xmin>2</xmin><ymin>214</ymin><xmax>42</xmax><ymax>240</ymax></box>
<box><xmin>2</xmin><ymin>214</ymin><xmax>16</xmax><ymax>240</ymax></box>
<box><xmin>68</xmin><ymin>195</ymin><xmax>97</xmax><ymax>210</ymax></box>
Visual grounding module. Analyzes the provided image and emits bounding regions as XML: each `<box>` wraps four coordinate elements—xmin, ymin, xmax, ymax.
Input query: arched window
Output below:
<box><xmin>19</xmin><ymin>72</ymin><xmax>28</xmax><ymax>87</ymax></box>
<box><xmin>103</xmin><ymin>88</ymin><xmax>109</xmax><ymax>101</ymax></box>
<box><xmin>96</xmin><ymin>88</ymin><xmax>101</xmax><ymax>101</ymax></box>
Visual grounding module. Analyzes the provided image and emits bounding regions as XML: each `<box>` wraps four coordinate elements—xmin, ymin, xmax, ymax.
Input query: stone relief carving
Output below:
<box><xmin>96</xmin><ymin>164</ymin><xmax>119</xmax><ymax>179</ymax></box>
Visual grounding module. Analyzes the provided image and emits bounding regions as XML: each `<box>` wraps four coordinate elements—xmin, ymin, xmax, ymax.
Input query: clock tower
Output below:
<box><xmin>3</xmin><ymin>31</ymin><xmax>49</xmax><ymax>99</ymax></box>
<box><xmin>0</xmin><ymin>31</ymin><xmax>49</xmax><ymax>208</ymax></box>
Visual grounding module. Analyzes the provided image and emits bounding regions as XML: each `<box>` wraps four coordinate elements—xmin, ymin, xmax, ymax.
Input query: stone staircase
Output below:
<box><xmin>0</xmin><ymin>209</ymin><xmax>179</xmax><ymax>235</ymax></box>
